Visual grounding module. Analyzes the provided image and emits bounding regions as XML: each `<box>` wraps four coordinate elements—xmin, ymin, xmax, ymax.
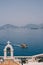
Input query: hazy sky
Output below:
<box><xmin>0</xmin><ymin>0</ymin><xmax>43</xmax><ymax>26</ymax></box>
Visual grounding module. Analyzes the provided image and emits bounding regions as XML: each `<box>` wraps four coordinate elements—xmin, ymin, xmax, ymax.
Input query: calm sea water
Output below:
<box><xmin>0</xmin><ymin>29</ymin><xmax>43</xmax><ymax>56</ymax></box>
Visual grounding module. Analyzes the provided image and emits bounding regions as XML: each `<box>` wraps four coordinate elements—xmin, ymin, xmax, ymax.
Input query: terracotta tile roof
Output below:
<box><xmin>0</xmin><ymin>59</ymin><xmax>20</xmax><ymax>65</ymax></box>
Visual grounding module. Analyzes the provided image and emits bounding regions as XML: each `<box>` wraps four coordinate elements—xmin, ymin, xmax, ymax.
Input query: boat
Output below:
<box><xmin>20</xmin><ymin>43</ymin><xmax>28</xmax><ymax>48</ymax></box>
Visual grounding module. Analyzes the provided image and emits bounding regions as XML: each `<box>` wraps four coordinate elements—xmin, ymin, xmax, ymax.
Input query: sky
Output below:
<box><xmin>0</xmin><ymin>0</ymin><xmax>43</xmax><ymax>26</ymax></box>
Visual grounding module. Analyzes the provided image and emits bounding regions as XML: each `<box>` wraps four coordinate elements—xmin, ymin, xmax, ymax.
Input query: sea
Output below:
<box><xmin>0</xmin><ymin>29</ymin><xmax>43</xmax><ymax>56</ymax></box>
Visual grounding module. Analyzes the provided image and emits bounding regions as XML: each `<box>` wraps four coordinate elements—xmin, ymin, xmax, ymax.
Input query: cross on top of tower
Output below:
<box><xmin>7</xmin><ymin>41</ymin><xmax>11</xmax><ymax>45</ymax></box>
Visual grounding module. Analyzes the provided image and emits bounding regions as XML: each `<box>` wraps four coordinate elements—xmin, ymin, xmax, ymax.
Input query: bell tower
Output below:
<box><xmin>4</xmin><ymin>41</ymin><xmax>14</xmax><ymax>59</ymax></box>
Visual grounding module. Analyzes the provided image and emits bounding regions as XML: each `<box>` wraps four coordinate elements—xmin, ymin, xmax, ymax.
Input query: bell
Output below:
<box><xmin>8</xmin><ymin>51</ymin><xmax>10</xmax><ymax>53</ymax></box>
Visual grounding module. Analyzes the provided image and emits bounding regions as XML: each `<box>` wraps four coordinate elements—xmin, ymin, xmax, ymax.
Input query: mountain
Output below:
<box><xmin>0</xmin><ymin>24</ymin><xmax>18</xmax><ymax>30</ymax></box>
<box><xmin>0</xmin><ymin>24</ymin><xmax>43</xmax><ymax>30</ymax></box>
<box><xmin>22</xmin><ymin>24</ymin><xmax>39</xmax><ymax>29</ymax></box>
<box><xmin>39</xmin><ymin>24</ymin><xmax>43</xmax><ymax>29</ymax></box>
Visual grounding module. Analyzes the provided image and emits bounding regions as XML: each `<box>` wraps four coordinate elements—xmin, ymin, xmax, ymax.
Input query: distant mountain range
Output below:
<box><xmin>0</xmin><ymin>24</ymin><xmax>43</xmax><ymax>30</ymax></box>
<box><xmin>0</xmin><ymin>24</ymin><xmax>18</xmax><ymax>30</ymax></box>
